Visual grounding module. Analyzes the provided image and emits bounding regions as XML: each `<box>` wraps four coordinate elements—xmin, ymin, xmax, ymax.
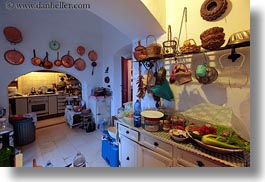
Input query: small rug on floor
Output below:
<box><xmin>36</xmin><ymin>116</ymin><xmax>66</xmax><ymax>129</ymax></box>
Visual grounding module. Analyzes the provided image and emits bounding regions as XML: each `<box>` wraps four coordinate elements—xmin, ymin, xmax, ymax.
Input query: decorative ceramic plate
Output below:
<box><xmin>49</xmin><ymin>40</ymin><xmax>61</xmax><ymax>50</ymax></box>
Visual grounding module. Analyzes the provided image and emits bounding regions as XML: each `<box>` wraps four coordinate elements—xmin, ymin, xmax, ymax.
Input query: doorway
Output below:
<box><xmin>121</xmin><ymin>57</ymin><xmax>132</xmax><ymax>105</ymax></box>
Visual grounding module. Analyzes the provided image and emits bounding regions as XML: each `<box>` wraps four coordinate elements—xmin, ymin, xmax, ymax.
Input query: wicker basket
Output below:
<box><xmin>163</xmin><ymin>25</ymin><xmax>177</xmax><ymax>58</ymax></box>
<box><xmin>133</xmin><ymin>40</ymin><xmax>147</xmax><ymax>61</ymax></box>
<box><xmin>146</xmin><ymin>35</ymin><xmax>162</xmax><ymax>59</ymax></box>
<box><xmin>179</xmin><ymin>39</ymin><xmax>201</xmax><ymax>54</ymax></box>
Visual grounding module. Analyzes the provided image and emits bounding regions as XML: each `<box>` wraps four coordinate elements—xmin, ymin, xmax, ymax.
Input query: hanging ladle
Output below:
<box><xmin>91</xmin><ymin>61</ymin><xmax>97</xmax><ymax>75</ymax></box>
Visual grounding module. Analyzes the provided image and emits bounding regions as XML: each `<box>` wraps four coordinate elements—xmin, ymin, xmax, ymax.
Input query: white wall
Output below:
<box><xmin>132</xmin><ymin>0</ymin><xmax>250</xmax><ymax>140</ymax></box>
<box><xmin>0</xmin><ymin>4</ymin><xmax>131</xmax><ymax>116</ymax></box>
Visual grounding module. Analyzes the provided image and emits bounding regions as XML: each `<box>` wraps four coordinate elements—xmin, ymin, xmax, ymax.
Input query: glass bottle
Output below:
<box><xmin>134</xmin><ymin>100</ymin><xmax>142</xmax><ymax>127</ymax></box>
<box><xmin>0</xmin><ymin>133</ymin><xmax>15</xmax><ymax>167</ymax></box>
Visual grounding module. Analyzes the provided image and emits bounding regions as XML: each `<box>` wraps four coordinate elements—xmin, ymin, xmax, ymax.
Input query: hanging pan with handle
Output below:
<box><xmin>91</xmin><ymin>61</ymin><xmax>97</xmax><ymax>75</ymax></box>
<box><xmin>4</xmin><ymin>49</ymin><xmax>25</xmax><ymax>65</ymax></box>
<box><xmin>54</xmin><ymin>51</ymin><xmax>62</xmax><ymax>67</ymax></box>
<box><xmin>74</xmin><ymin>57</ymin><xmax>86</xmax><ymax>71</ymax></box>
<box><xmin>61</xmin><ymin>51</ymin><xmax>74</xmax><ymax>68</ymax></box>
<box><xmin>31</xmin><ymin>49</ymin><xmax>42</xmax><ymax>66</ymax></box>
<box><xmin>43</xmin><ymin>52</ymin><xmax>53</xmax><ymax>69</ymax></box>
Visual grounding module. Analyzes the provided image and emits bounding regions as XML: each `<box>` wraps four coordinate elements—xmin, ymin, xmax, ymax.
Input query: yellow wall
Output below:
<box><xmin>17</xmin><ymin>72</ymin><xmax>66</xmax><ymax>95</ymax></box>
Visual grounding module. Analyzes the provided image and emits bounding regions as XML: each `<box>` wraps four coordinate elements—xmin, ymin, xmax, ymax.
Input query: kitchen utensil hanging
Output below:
<box><xmin>54</xmin><ymin>52</ymin><xmax>62</xmax><ymax>67</ymax></box>
<box><xmin>61</xmin><ymin>51</ymin><xmax>74</xmax><ymax>68</ymax></box>
<box><xmin>104</xmin><ymin>76</ymin><xmax>110</xmax><ymax>83</ymax></box>
<box><xmin>43</xmin><ymin>52</ymin><xmax>53</xmax><ymax>69</ymax></box>
<box><xmin>74</xmin><ymin>57</ymin><xmax>86</xmax><ymax>71</ymax></box>
<box><xmin>88</xmin><ymin>50</ymin><xmax>98</xmax><ymax>62</ymax></box>
<box><xmin>218</xmin><ymin>51</ymin><xmax>248</xmax><ymax>88</ymax></box>
<box><xmin>162</xmin><ymin>25</ymin><xmax>177</xmax><ymax>58</ymax></box>
<box><xmin>77</xmin><ymin>46</ymin><xmax>85</xmax><ymax>56</ymax></box>
<box><xmin>31</xmin><ymin>49</ymin><xmax>42</xmax><ymax>66</ymax></box>
<box><xmin>3</xmin><ymin>26</ymin><xmax>23</xmax><ymax>44</ymax></box>
<box><xmin>133</xmin><ymin>40</ymin><xmax>147</xmax><ymax>61</ymax></box>
<box><xmin>91</xmin><ymin>61</ymin><xmax>97</xmax><ymax>75</ymax></box>
<box><xmin>146</xmin><ymin>35</ymin><xmax>162</xmax><ymax>59</ymax></box>
<box><xmin>195</xmin><ymin>53</ymin><xmax>218</xmax><ymax>84</ymax></box>
<box><xmin>4</xmin><ymin>49</ymin><xmax>25</xmax><ymax>65</ymax></box>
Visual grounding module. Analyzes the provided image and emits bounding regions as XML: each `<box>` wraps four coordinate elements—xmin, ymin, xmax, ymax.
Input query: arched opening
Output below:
<box><xmin>8</xmin><ymin>70</ymin><xmax>82</xmax><ymax>126</ymax></box>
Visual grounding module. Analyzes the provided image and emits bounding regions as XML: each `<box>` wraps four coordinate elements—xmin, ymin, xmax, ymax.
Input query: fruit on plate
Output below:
<box><xmin>201</xmin><ymin>133</ymin><xmax>250</xmax><ymax>151</ymax></box>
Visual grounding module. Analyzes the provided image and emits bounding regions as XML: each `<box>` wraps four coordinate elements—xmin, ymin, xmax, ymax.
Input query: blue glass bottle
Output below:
<box><xmin>133</xmin><ymin>100</ymin><xmax>142</xmax><ymax>127</ymax></box>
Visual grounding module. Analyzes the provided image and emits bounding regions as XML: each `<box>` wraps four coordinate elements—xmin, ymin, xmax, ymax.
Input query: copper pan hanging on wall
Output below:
<box><xmin>61</xmin><ymin>51</ymin><xmax>74</xmax><ymax>68</ymax></box>
<box><xmin>43</xmin><ymin>52</ymin><xmax>53</xmax><ymax>69</ymax></box>
<box><xmin>4</xmin><ymin>49</ymin><xmax>25</xmax><ymax>65</ymax></box>
<box><xmin>54</xmin><ymin>52</ymin><xmax>62</xmax><ymax>67</ymax></box>
<box><xmin>31</xmin><ymin>49</ymin><xmax>42</xmax><ymax>66</ymax></box>
<box><xmin>3</xmin><ymin>26</ymin><xmax>23</xmax><ymax>44</ymax></box>
<box><xmin>74</xmin><ymin>57</ymin><xmax>86</xmax><ymax>71</ymax></box>
<box><xmin>88</xmin><ymin>50</ymin><xmax>98</xmax><ymax>62</ymax></box>
<box><xmin>77</xmin><ymin>46</ymin><xmax>85</xmax><ymax>56</ymax></box>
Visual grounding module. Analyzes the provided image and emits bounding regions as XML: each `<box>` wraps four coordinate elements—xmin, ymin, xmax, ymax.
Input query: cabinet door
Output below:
<box><xmin>138</xmin><ymin>146</ymin><xmax>172</xmax><ymax>167</ymax></box>
<box><xmin>119</xmin><ymin>134</ymin><xmax>139</xmax><ymax>167</ymax></box>
<box><xmin>48</xmin><ymin>96</ymin><xmax>57</xmax><ymax>115</ymax></box>
<box><xmin>15</xmin><ymin>98</ymin><xmax>28</xmax><ymax>115</ymax></box>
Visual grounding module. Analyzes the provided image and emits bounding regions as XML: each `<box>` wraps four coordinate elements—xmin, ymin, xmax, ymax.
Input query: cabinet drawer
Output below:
<box><xmin>118</xmin><ymin>124</ymin><xmax>139</xmax><ymax>142</ymax></box>
<box><xmin>57</xmin><ymin>102</ymin><xmax>65</xmax><ymax>107</ymax></box>
<box><xmin>140</xmin><ymin>133</ymin><xmax>173</xmax><ymax>158</ymax></box>
<box><xmin>174</xmin><ymin>148</ymin><xmax>226</xmax><ymax>167</ymax></box>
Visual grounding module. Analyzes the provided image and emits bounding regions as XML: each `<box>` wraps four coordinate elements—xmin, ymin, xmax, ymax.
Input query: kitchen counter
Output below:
<box><xmin>116</xmin><ymin>119</ymin><xmax>249</xmax><ymax>167</ymax></box>
<box><xmin>8</xmin><ymin>93</ymin><xmax>59</xmax><ymax>99</ymax></box>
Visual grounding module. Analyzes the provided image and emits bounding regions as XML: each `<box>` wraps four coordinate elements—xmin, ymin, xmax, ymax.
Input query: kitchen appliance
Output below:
<box><xmin>27</xmin><ymin>96</ymin><xmax>49</xmax><ymax>116</ymax></box>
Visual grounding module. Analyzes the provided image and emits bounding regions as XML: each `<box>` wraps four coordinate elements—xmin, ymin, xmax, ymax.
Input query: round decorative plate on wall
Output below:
<box><xmin>49</xmin><ymin>40</ymin><xmax>61</xmax><ymax>51</ymax></box>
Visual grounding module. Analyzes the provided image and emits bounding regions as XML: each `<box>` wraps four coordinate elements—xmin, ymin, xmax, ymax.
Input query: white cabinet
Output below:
<box><xmin>118</xmin><ymin>123</ymin><xmax>172</xmax><ymax>167</ymax></box>
<box><xmin>48</xmin><ymin>96</ymin><xmax>57</xmax><ymax>115</ymax></box>
<box><xmin>15</xmin><ymin>98</ymin><xmax>28</xmax><ymax>115</ymax></box>
<box><xmin>138</xmin><ymin>146</ymin><xmax>172</xmax><ymax>167</ymax></box>
<box><xmin>119</xmin><ymin>134</ymin><xmax>139</xmax><ymax>167</ymax></box>
<box><xmin>87</xmin><ymin>96</ymin><xmax>111</xmax><ymax>126</ymax></box>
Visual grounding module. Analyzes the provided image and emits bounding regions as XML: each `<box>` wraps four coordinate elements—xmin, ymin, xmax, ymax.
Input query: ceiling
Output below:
<box><xmin>0</xmin><ymin>0</ymin><xmax>165</xmax><ymax>41</ymax></box>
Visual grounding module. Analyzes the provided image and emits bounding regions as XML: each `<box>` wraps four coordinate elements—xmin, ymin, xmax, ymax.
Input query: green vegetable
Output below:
<box><xmin>190</xmin><ymin>131</ymin><xmax>202</xmax><ymax>140</ymax></box>
<box><xmin>201</xmin><ymin>134</ymin><xmax>250</xmax><ymax>151</ymax></box>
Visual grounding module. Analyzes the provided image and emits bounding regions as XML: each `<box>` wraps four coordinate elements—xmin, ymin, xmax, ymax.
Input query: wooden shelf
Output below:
<box><xmin>134</xmin><ymin>41</ymin><xmax>250</xmax><ymax>69</ymax></box>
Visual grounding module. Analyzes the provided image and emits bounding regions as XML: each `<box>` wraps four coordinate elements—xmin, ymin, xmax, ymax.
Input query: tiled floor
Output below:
<box><xmin>20</xmin><ymin>117</ymin><xmax>110</xmax><ymax>167</ymax></box>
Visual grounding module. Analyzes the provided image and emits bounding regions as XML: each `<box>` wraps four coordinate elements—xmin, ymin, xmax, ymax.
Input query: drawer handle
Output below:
<box><xmin>126</xmin><ymin>130</ymin><xmax>130</xmax><ymax>134</ymax></box>
<box><xmin>154</xmin><ymin>142</ymin><xmax>159</xmax><ymax>147</ymax></box>
<box><xmin>196</xmin><ymin>161</ymin><xmax>205</xmax><ymax>167</ymax></box>
<box><xmin>126</xmin><ymin>156</ymin><xmax>130</xmax><ymax>161</ymax></box>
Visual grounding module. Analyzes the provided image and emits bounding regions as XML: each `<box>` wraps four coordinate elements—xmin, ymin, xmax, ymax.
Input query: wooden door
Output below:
<box><xmin>121</xmin><ymin>57</ymin><xmax>132</xmax><ymax>105</ymax></box>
